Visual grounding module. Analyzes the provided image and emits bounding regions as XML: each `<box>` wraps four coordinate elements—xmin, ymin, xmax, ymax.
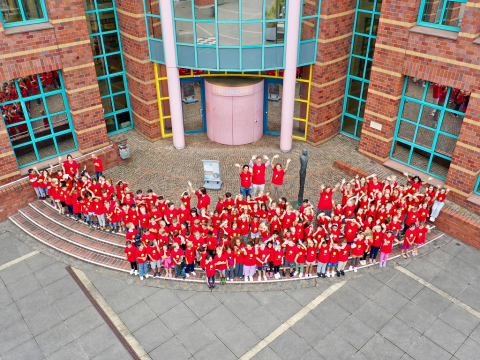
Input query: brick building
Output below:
<box><xmin>1</xmin><ymin>0</ymin><xmax>480</xmax><ymax>213</ymax></box>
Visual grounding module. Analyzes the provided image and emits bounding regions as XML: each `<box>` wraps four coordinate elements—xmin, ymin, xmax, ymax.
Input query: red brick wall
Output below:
<box><xmin>116</xmin><ymin>0</ymin><xmax>162</xmax><ymax>142</ymax></box>
<box><xmin>0</xmin><ymin>141</ymin><xmax>128</xmax><ymax>223</ymax></box>
<box><xmin>333</xmin><ymin>160</ymin><xmax>480</xmax><ymax>250</ymax></box>
<box><xmin>0</xmin><ymin>0</ymin><xmax>110</xmax><ymax>183</ymax></box>
<box><xmin>307</xmin><ymin>0</ymin><xmax>356</xmax><ymax>145</ymax></box>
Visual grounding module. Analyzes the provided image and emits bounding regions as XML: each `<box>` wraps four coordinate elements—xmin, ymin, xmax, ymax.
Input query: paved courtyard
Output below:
<box><xmin>2</xmin><ymin>216</ymin><xmax>480</xmax><ymax>359</ymax></box>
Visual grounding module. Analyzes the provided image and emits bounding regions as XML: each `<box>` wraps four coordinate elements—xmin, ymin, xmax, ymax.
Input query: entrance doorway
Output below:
<box><xmin>180</xmin><ymin>78</ymin><xmax>206</xmax><ymax>133</ymax></box>
<box><xmin>264</xmin><ymin>78</ymin><xmax>283</xmax><ymax>136</ymax></box>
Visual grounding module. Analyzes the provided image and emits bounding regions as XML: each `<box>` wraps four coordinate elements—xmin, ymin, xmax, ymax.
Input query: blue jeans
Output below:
<box><xmin>138</xmin><ymin>262</ymin><xmax>148</xmax><ymax>277</ymax></box>
<box><xmin>431</xmin><ymin>200</ymin><xmax>444</xmax><ymax>218</ymax></box>
<box><xmin>185</xmin><ymin>263</ymin><xmax>195</xmax><ymax>274</ymax></box>
<box><xmin>240</xmin><ymin>186</ymin><xmax>251</xmax><ymax>199</ymax></box>
<box><xmin>95</xmin><ymin>171</ymin><xmax>103</xmax><ymax>180</ymax></box>
<box><xmin>175</xmin><ymin>264</ymin><xmax>185</xmax><ymax>278</ymax></box>
<box><xmin>317</xmin><ymin>262</ymin><xmax>327</xmax><ymax>274</ymax></box>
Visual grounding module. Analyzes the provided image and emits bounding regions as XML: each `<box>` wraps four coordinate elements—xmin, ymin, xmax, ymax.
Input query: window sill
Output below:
<box><xmin>410</xmin><ymin>25</ymin><xmax>459</xmax><ymax>41</ymax></box>
<box><xmin>382</xmin><ymin>159</ymin><xmax>446</xmax><ymax>188</ymax></box>
<box><xmin>474</xmin><ymin>37</ymin><xmax>480</xmax><ymax>45</ymax></box>
<box><xmin>4</xmin><ymin>22</ymin><xmax>54</xmax><ymax>35</ymax></box>
<box><xmin>467</xmin><ymin>193</ymin><xmax>480</xmax><ymax>207</ymax></box>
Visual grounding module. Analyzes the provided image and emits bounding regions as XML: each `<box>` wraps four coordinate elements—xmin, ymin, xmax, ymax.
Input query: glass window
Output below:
<box><xmin>0</xmin><ymin>71</ymin><xmax>78</xmax><ymax>167</ymax></box>
<box><xmin>391</xmin><ymin>77</ymin><xmax>468</xmax><ymax>180</ymax></box>
<box><xmin>218</xmin><ymin>22</ymin><xmax>239</xmax><ymax>46</ymax></box>
<box><xmin>242</xmin><ymin>22</ymin><xmax>262</xmax><ymax>46</ymax></box>
<box><xmin>99</xmin><ymin>11</ymin><xmax>116</xmax><ymax>32</ymax></box>
<box><xmin>173</xmin><ymin>0</ymin><xmax>192</xmax><ymax>19</ymax></box>
<box><xmin>218</xmin><ymin>0</ymin><xmax>239</xmax><ymax>21</ymax></box>
<box><xmin>0</xmin><ymin>0</ymin><xmax>47</xmax><ymax>27</ymax></box>
<box><xmin>145</xmin><ymin>0</ymin><xmax>160</xmax><ymax>16</ymax></box>
<box><xmin>302</xmin><ymin>0</ymin><xmax>319</xmax><ymax>16</ymax></box>
<box><xmin>265</xmin><ymin>0</ymin><xmax>286</xmax><ymax>20</ymax></box>
<box><xmin>148</xmin><ymin>16</ymin><xmax>162</xmax><ymax>39</ymax></box>
<box><xmin>196</xmin><ymin>22</ymin><xmax>216</xmax><ymax>45</ymax></box>
<box><xmin>242</xmin><ymin>0</ymin><xmax>262</xmax><ymax>20</ymax></box>
<box><xmin>300</xmin><ymin>18</ymin><xmax>317</xmax><ymax>41</ymax></box>
<box><xmin>175</xmin><ymin>20</ymin><xmax>194</xmax><ymax>44</ymax></box>
<box><xmin>419</xmin><ymin>0</ymin><xmax>467</xmax><ymax>31</ymax></box>
<box><xmin>265</xmin><ymin>21</ymin><xmax>284</xmax><ymax>44</ymax></box>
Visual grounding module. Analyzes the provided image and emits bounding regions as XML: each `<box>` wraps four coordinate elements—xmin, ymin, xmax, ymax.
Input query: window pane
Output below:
<box><xmin>86</xmin><ymin>13</ymin><xmax>99</xmax><ymax>34</ymax></box>
<box><xmin>392</xmin><ymin>141</ymin><xmax>411</xmax><ymax>163</ymax></box>
<box><xmin>348</xmin><ymin>78</ymin><xmax>363</xmax><ymax>98</ymax></box>
<box><xmin>29</xmin><ymin>98</ymin><xmax>46</xmax><ymax>119</ymax></box>
<box><xmin>401</xmin><ymin>101</ymin><xmax>421</xmax><ymax>122</ymax></box>
<box><xmin>293</xmin><ymin>120</ymin><xmax>306</xmax><ymax>138</ymax></box>
<box><xmin>148</xmin><ymin>16</ymin><xmax>162</xmax><ymax>39</ymax></box>
<box><xmin>349</xmin><ymin>57</ymin><xmax>365</xmax><ymax>78</ymax></box>
<box><xmin>346</xmin><ymin>97</ymin><xmax>359</xmax><ymax>116</ymax></box>
<box><xmin>450</xmin><ymin>89</ymin><xmax>468</xmax><ymax>113</ymax></box>
<box><xmin>419</xmin><ymin>105</ymin><xmax>438</xmax><ymax>129</ymax></box>
<box><xmin>430</xmin><ymin>155</ymin><xmax>450</xmax><ymax>179</ymax></box>
<box><xmin>243</xmin><ymin>0</ymin><xmax>262</xmax><ymax>20</ymax></box>
<box><xmin>40</xmin><ymin>72</ymin><xmax>58</xmax><ymax>94</ymax></box>
<box><xmin>441</xmin><ymin>111</ymin><xmax>463</xmax><ymax>137</ymax></box>
<box><xmin>56</xmin><ymin>132</ymin><xmax>76</xmax><ymax>153</ymax></box>
<box><xmin>45</xmin><ymin>93</ymin><xmax>66</xmax><ymax>114</ymax></box>
<box><xmin>116</xmin><ymin>111</ymin><xmax>132</xmax><ymax>130</ymax></box>
<box><xmin>98</xmin><ymin>79</ymin><xmax>109</xmax><ymax>96</ymax></box>
<box><xmin>342</xmin><ymin>116</ymin><xmax>356</xmax><ymax>135</ymax></box>
<box><xmin>99</xmin><ymin>11</ymin><xmax>116</xmax><ymax>32</ymax></box>
<box><xmin>415</xmin><ymin>126</ymin><xmax>435</xmax><ymax>149</ymax></box>
<box><xmin>175</xmin><ymin>20</ymin><xmax>194</xmax><ymax>44</ymax></box>
<box><xmin>173</xmin><ymin>0</ymin><xmax>192</xmax><ymax>19</ymax></box>
<box><xmin>359</xmin><ymin>0</ymin><xmax>374</xmax><ymax>11</ymax></box>
<box><xmin>113</xmin><ymin>93</ymin><xmax>127</xmax><ymax>111</ymax></box>
<box><xmin>265</xmin><ymin>22</ymin><xmax>285</xmax><ymax>44</ymax></box>
<box><xmin>362</xmin><ymin>83</ymin><xmax>369</xmax><ymax>100</ymax></box>
<box><xmin>97</xmin><ymin>0</ymin><xmax>113</xmax><ymax>10</ymax></box>
<box><xmin>368</xmin><ymin>38</ymin><xmax>376</xmax><ymax>59</ymax></box>
<box><xmin>36</xmin><ymin>137</ymin><xmax>57</xmax><ymax>160</ymax></box>
<box><xmin>266</xmin><ymin>0</ymin><xmax>286</xmax><ymax>20</ymax></box>
<box><xmin>301</xmin><ymin>18</ymin><xmax>317</xmax><ymax>41</ymax></box>
<box><xmin>410</xmin><ymin>147</ymin><xmax>430</xmax><ymax>171</ymax></box>
<box><xmin>352</xmin><ymin>35</ymin><xmax>369</xmax><ymax>57</ymax></box>
<box><xmin>218</xmin><ymin>0</ymin><xmax>239</xmax><ymax>21</ymax></box>
<box><xmin>242</xmin><ymin>22</ymin><xmax>262</xmax><ymax>46</ymax></box>
<box><xmin>14</xmin><ymin>144</ymin><xmax>37</xmax><ymax>166</ymax></box>
<box><xmin>365</xmin><ymin>60</ymin><xmax>372</xmax><ymax>80</ymax></box>
<box><xmin>359</xmin><ymin>101</ymin><xmax>366</xmax><ymax>118</ymax></box>
<box><xmin>107</xmin><ymin>54</ymin><xmax>123</xmax><ymax>74</ymax></box>
<box><xmin>218</xmin><ymin>23</ymin><xmax>239</xmax><ymax>46</ymax></box>
<box><xmin>435</xmin><ymin>133</ymin><xmax>457</xmax><ymax>157</ymax></box>
<box><xmin>101</xmin><ymin>97</ymin><xmax>113</xmax><ymax>114</ymax></box>
<box><xmin>196</xmin><ymin>22</ymin><xmax>216</xmax><ymax>45</ymax></box>
<box><xmin>1</xmin><ymin>0</ymin><xmax>23</xmax><ymax>23</ymax></box>
<box><xmin>103</xmin><ymin>33</ymin><xmax>120</xmax><ymax>53</ymax></box>
<box><xmin>31</xmin><ymin>118</ymin><xmax>52</xmax><ymax>138</ymax></box>
<box><xmin>23</xmin><ymin>0</ymin><xmax>45</xmax><ymax>21</ymax></box>
<box><xmin>405</xmin><ymin>77</ymin><xmax>426</xmax><ymax>100</ymax></box>
<box><xmin>105</xmin><ymin>115</ymin><xmax>116</xmax><ymax>133</ymax></box>
<box><xmin>110</xmin><ymin>76</ymin><xmax>125</xmax><ymax>94</ymax></box>
<box><xmin>94</xmin><ymin>57</ymin><xmax>107</xmax><ymax>77</ymax></box>
<box><xmin>356</xmin><ymin>120</ymin><xmax>363</xmax><ymax>138</ymax></box>
<box><xmin>194</xmin><ymin>0</ymin><xmax>214</xmax><ymax>20</ymax></box>
<box><xmin>145</xmin><ymin>0</ymin><xmax>160</xmax><ymax>16</ymax></box>
<box><xmin>372</xmin><ymin>14</ymin><xmax>380</xmax><ymax>36</ymax></box>
<box><xmin>51</xmin><ymin>113</ymin><xmax>70</xmax><ymax>133</ymax></box>
<box><xmin>303</xmin><ymin>0</ymin><xmax>319</xmax><ymax>16</ymax></box>
<box><xmin>90</xmin><ymin>35</ymin><xmax>103</xmax><ymax>56</ymax></box>
<box><xmin>8</xmin><ymin>124</ymin><xmax>32</xmax><ymax>146</ymax></box>
<box><xmin>397</xmin><ymin>120</ymin><xmax>416</xmax><ymax>142</ymax></box>
<box><xmin>356</xmin><ymin>11</ymin><xmax>372</xmax><ymax>35</ymax></box>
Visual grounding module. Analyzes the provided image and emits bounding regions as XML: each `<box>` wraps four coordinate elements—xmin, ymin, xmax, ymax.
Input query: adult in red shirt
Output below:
<box><xmin>249</xmin><ymin>155</ymin><xmax>271</xmax><ymax>197</ymax></box>
<box><xmin>92</xmin><ymin>154</ymin><xmax>103</xmax><ymax>179</ymax></box>
<box><xmin>235</xmin><ymin>163</ymin><xmax>252</xmax><ymax>199</ymax></box>
<box><xmin>317</xmin><ymin>183</ymin><xmax>339</xmax><ymax>217</ymax></box>
<box><xmin>188</xmin><ymin>181</ymin><xmax>210</xmax><ymax>212</ymax></box>
<box><xmin>61</xmin><ymin>154</ymin><xmax>79</xmax><ymax>177</ymax></box>
<box><xmin>269</xmin><ymin>155</ymin><xmax>291</xmax><ymax>201</ymax></box>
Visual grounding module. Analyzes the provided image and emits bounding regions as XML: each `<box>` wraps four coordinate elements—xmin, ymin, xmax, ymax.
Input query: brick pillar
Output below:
<box><xmin>307</xmin><ymin>0</ymin><xmax>355</xmax><ymax>146</ymax></box>
<box><xmin>116</xmin><ymin>0</ymin><xmax>162</xmax><ymax>141</ymax></box>
<box><xmin>358</xmin><ymin>0</ymin><xmax>420</xmax><ymax>162</ymax></box>
<box><xmin>46</xmin><ymin>0</ymin><xmax>110</xmax><ymax>153</ymax></box>
<box><xmin>459</xmin><ymin>0</ymin><xmax>480</xmax><ymax>40</ymax></box>
<box><xmin>444</xmin><ymin>91</ymin><xmax>480</xmax><ymax>198</ymax></box>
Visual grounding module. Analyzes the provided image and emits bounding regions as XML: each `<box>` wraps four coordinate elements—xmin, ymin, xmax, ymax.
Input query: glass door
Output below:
<box><xmin>264</xmin><ymin>78</ymin><xmax>283</xmax><ymax>135</ymax></box>
<box><xmin>180</xmin><ymin>77</ymin><xmax>206</xmax><ymax>133</ymax></box>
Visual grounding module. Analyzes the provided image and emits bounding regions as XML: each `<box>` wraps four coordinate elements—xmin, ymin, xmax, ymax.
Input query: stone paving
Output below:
<box><xmin>105</xmin><ymin>128</ymin><xmax>480</xmax><ymax>223</ymax></box>
<box><xmin>3</xmin><ymin>218</ymin><xmax>480</xmax><ymax>359</ymax></box>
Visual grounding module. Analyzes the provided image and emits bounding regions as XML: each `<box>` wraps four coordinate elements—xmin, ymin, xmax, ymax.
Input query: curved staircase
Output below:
<box><xmin>10</xmin><ymin>201</ymin><xmax>441</xmax><ymax>283</ymax></box>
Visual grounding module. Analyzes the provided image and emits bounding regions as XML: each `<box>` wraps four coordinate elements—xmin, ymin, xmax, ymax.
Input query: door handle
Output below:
<box><xmin>200</xmin><ymin>108</ymin><xmax>203</xmax><ymax>115</ymax></box>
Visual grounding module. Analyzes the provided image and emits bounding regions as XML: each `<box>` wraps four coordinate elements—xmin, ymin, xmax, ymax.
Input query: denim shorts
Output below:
<box><xmin>150</xmin><ymin>260</ymin><xmax>161</xmax><ymax>269</ymax></box>
<box><xmin>327</xmin><ymin>262</ymin><xmax>338</xmax><ymax>267</ymax></box>
<box><xmin>284</xmin><ymin>260</ymin><xmax>295</xmax><ymax>268</ymax></box>
<box><xmin>217</xmin><ymin>269</ymin><xmax>226</xmax><ymax>274</ymax></box>
<box><xmin>251</xmin><ymin>232</ymin><xmax>260</xmax><ymax>238</ymax></box>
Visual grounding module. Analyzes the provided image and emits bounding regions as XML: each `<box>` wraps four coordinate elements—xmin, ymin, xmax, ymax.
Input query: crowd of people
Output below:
<box><xmin>27</xmin><ymin>153</ymin><xmax>449</xmax><ymax>288</ymax></box>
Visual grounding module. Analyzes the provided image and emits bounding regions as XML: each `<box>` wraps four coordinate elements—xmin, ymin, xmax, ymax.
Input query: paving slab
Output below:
<box><xmin>132</xmin><ymin>318</ymin><xmax>174</xmax><ymax>353</ymax></box>
<box><xmin>423</xmin><ymin>319</ymin><xmax>467</xmax><ymax>354</ymax></box>
<box><xmin>269</xmin><ymin>328</ymin><xmax>312</xmax><ymax>360</ymax></box>
<box><xmin>359</xmin><ymin>333</ymin><xmax>404</xmax><ymax>360</ymax></box>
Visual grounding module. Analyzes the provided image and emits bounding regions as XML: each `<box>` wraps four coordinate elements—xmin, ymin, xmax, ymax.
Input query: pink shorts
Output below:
<box><xmin>306</xmin><ymin>260</ymin><xmax>316</xmax><ymax>265</ymax></box>
<box><xmin>402</xmin><ymin>244</ymin><xmax>411</xmax><ymax>250</ymax></box>
<box><xmin>162</xmin><ymin>258</ymin><xmax>173</xmax><ymax>268</ymax></box>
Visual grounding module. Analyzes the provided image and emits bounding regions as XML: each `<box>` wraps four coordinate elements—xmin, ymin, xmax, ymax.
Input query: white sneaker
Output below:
<box><xmin>135</xmin><ymin>270</ymin><xmax>138</xmax><ymax>276</ymax></box>
<box><xmin>130</xmin><ymin>269</ymin><xmax>134</xmax><ymax>275</ymax></box>
<box><xmin>430</xmin><ymin>217</ymin><xmax>435</xmax><ymax>222</ymax></box>
<box><xmin>245</xmin><ymin>277</ymin><xmax>249</xmax><ymax>282</ymax></box>
<box><xmin>294</xmin><ymin>271</ymin><xmax>298</xmax><ymax>276</ymax></box>
<box><xmin>140</xmin><ymin>276</ymin><xmax>144</xmax><ymax>281</ymax></box>
<box><xmin>186</xmin><ymin>273</ymin><xmax>190</xmax><ymax>278</ymax></box>
<box><xmin>354</xmin><ymin>267</ymin><xmax>357</xmax><ymax>273</ymax></box>
<box><xmin>349</xmin><ymin>265</ymin><xmax>353</xmax><ymax>271</ymax></box>
<box><xmin>257</xmin><ymin>276</ymin><xmax>262</xmax><ymax>281</ymax></box>
<box><xmin>250</xmin><ymin>276</ymin><xmax>254</xmax><ymax>282</ymax></box>
<box><xmin>264</xmin><ymin>276</ymin><xmax>268</xmax><ymax>281</ymax></box>
<box><xmin>326</xmin><ymin>272</ymin><xmax>330</xmax><ymax>278</ymax></box>
<box><xmin>299</xmin><ymin>273</ymin><xmax>303</xmax><ymax>278</ymax></box>
<box><xmin>230</xmin><ymin>278</ymin><xmax>233</xmax><ymax>281</ymax></box>
<box><xmin>192</xmin><ymin>271</ymin><xmax>196</xmax><ymax>276</ymax></box>
<box><xmin>145</xmin><ymin>274</ymin><xmax>149</xmax><ymax>278</ymax></box>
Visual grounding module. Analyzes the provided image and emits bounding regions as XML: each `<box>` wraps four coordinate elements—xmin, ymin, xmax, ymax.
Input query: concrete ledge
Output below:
<box><xmin>4</xmin><ymin>22</ymin><xmax>54</xmax><ymax>35</ymax></box>
<box><xmin>410</xmin><ymin>25</ymin><xmax>459</xmax><ymax>41</ymax></box>
<box><xmin>382</xmin><ymin>159</ymin><xmax>445</xmax><ymax>188</ymax></box>
<box><xmin>467</xmin><ymin>193</ymin><xmax>480</xmax><ymax>207</ymax></box>
<box><xmin>474</xmin><ymin>37</ymin><xmax>480</xmax><ymax>45</ymax></box>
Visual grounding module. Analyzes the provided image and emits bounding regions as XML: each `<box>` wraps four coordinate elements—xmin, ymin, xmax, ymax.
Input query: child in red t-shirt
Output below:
<box><xmin>136</xmin><ymin>242</ymin><xmax>149</xmax><ymax>280</ymax></box>
<box><xmin>255</xmin><ymin>242</ymin><xmax>270</xmax><ymax>281</ymax></box>
<box><xmin>92</xmin><ymin>154</ymin><xmax>103</xmax><ymax>180</ymax></box>
<box><xmin>124</xmin><ymin>241</ymin><xmax>137</xmax><ymax>275</ymax></box>
<box><xmin>161</xmin><ymin>243</ymin><xmax>173</xmax><ymax>277</ymax></box>
<box><xmin>205</xmin><ymin>255</ymin><xmax>216</xmax><ymax>289</ymax></box>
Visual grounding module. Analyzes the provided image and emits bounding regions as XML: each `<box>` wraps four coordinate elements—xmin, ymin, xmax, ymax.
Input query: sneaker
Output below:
<box><xmin>135</xmin><ymin>270</ymin><xmax>138</xmax><ymax>276</ymax></box>
<box><xmin>337</xmin><ymin>271</ymin><xmax>341</xmax><ymax>277</ymax></box>
<box><xmin>245</xmin><ymin>277</ymin><xmax>249</xmax><ymax>282</ymax></box>
<box><xmin>140</xmin><ymin>276</ymin><xmax>144</xmax><ymax>281</ymax></box>
<box><xmin>299</xmin><ymin>273</ymin><xmax>303</xmax><ymax>278</ymax></box>
<box><xmin>230</xmin><ymin>278</ymin><xmax>233</xmax><ymax>281</ymax></box>
<box><xmin>257</xmin><ymin>276</ymin><xmax>262</xmax><ymax>281</ymax></box>
<box><xmin>208</xmin><ymin>284</ymin><xmax>211</xmax><ymax>288</ymax></box>
<box><xmin>275</xmin><ymin>273</ymin><xmax>280</xmax><ymax>279</ymax></box>
<box><xmin>354</xmin><ymin>267</ymin><xmax>357</xmax><ymax>273</ymax></box>
<box><xmin>317</xmin><ymin>273</ymin><xmax>321</xmax><ymax>277</ymax></box>
<box><xmin>192</xmin><ymin>271</ymin><xmax>196</xmax><ymax>276</ymax></box>
<box><xmin>202</xmin><ymin>275</ymin><xmax>206</xmax><ymax>280</ymax></box>
<box><xmin>326</xmin><ymin>272</ymin><xmax>330</xmax><ymax>278</ymax></box>
<box><xmin>282</xmin><ymin>271</ymin><xmax>286</xmax><ymax>278</ymax></box>
<box><xmin>289</xmin><ymin>272</ymin><xmax>294</xmax><ymax>278</ymax></box>
<box><xmin>186</xmin><ymin>273</ymin><xmax>190</xmax><ymax>278</ymax></box>
<box><xmin>349</xmin><ymin>265</ymin><xmax>353</xmax><ymax>271</ymax></box>
<box><xmin>250</xmin><ymin>276</ymin><xmax>254</xmax><ymax>281</ymax></box>
<box><xmin>183</xmin><ymin>276</ymin><xmax>186</xmax><ymax>280</ymax></box>
<box><xmin>264</xmin><ymin>275</ymin><xmax>268</xmax><ymax>281</ymax></box>
<box><xmin>212</xmin><ymin>284</ymin><xmax>216</xmax><ymax>288</ymax></box>
<box><xmin>322</xmin><ymin>273</ymin><xmax>326</xmax><ymax>278</ymax></box>
<box><xmin>145</xmin><ymin>274</ymin><xmax>149</xmax><ymax>278</ymax></box>
<box><xmin>153</xmin><ymin>273</ymin><xmax>157</xmax><ymax>278</ymax></box>
<box><xmin>341</xmin><ymin>270</ymin><xmax>345</xmax><ymax>276</ymax></box>
<box><xmin>130</xmin><ymin>269</ymin><xmax>134</xmax><ymax>275</ymax></box>
<box><xmin>294</xmin><ymin>271</ymin><xmax>298</xmax><ymax>276</ymax></box>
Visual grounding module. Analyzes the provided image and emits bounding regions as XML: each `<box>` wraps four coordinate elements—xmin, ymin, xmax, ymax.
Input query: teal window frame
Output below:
<box><xmin>0</xmin><ymin>71</ymin><xmax>78</xmax><ymax>168</ymax></box>
<box><xmin>417</xmin><ymin>0</ymin><xmax>467</xmax><ymax>32</ymax></box>
<box><xmin>390</xmin><ymin>76</ymin><xmax>465</xmax><ymax>181</ymax></box>
<box><xmin>340</xmin><ymin>0</ymin><xmax>382</xmax><ymax>139</ymax></box>
<box><xmin>0</xmin><ymin>0</ymin><xmax>48</xmax><ymax>28</ymax></box>
<box><xmin>474</xmin><ymin>175</ymin><xmax>480</xmax><ymax>196</ymax></box>
<box><xmin>297</xmin><ymin>0</ymin><xmax>321</xmax><ymax>66</ymax></box>
<box><xmin>83</xmin><ymin>0</ymin><xmax>132</xmax><ymax>135</ymax></box>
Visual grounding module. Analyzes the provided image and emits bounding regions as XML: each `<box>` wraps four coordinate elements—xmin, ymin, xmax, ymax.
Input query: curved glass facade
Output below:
<box><xmin>144</xmin><ymin>0</ymin><xmax>321</xmax><ymax>71</ymax></box>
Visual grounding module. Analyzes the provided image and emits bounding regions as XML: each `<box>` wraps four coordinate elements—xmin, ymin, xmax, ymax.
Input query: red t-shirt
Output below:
<box><xmin>64</xmin><ymin>160</ymin><xmax>79</xmax><ymax>176</ymax></box>
<box><xmin>256</xmin><ymin>248</ymin><xmax>270</xmax><ymax>266</ymax></box>
<box><xmin>124</xmin><ymin>246</ymin><xmax>136</xmax><ymax>262</ymax></box>
<box><xmin>244</xmin><ymin>248</ymin><xmax>256</xmax><ymax>266</ymax></box>
<box><xmin>195</xmin><ymin>191</ymin><xmax>210</xmax><ymax>210</ymax></box>
<box><xmin>272</xmin><ymin>169</ymin><xmax>286</xmax><ymax>185</ymax></box>
<box><xmin>306</xmin><ymin>246</ymin><xmax>317</xmax><ymax>263</ymax></box>
<box><xmin>171</xmin><ymin>248</ymin><xmax>184</xmax><ymax>265</ymax></box>
<box><xmin>416</xmin><ymin>227</ymin><xmax>427</xmax><ymax>245</ymax></box>
<box><xmin>317</xmin><ymin>246</ymin><xmax>330</xmax><ymax>263</ymax></box>
<box><xmin>240</xmin><ymin>171</ymin><xmax>252</xmax><ymax>188</ymax></box>
<box><xmin>136</xmin><ymin>247</ymin><xmax>148</xmax><ymax>264</ymax></box>
<box><xmin>235</xmin><ymin>245</ymin><xmax>245</xmax><ymax>264</ymax></box>
<box><xmin>93</xmin><ymin>158</ymin><xmax>103</xmax><ymax>172</ymax></box>
<box><xmin>338</xmin><ymin>244</ymin><xmax>351</xmax><ymax>262</ymax></box>
<box><xmin>317</xmin><ymin>190</ymin><xmax>333</xmax><ymax>210</ymax></box>
<box><xmin>252</xmin><ymin>163</ymin><xmax>266</xmax><ymax>185</ymax></box>
<box><xmin>273</xmin><ymin>249</ymin><xmax>283</xmax><ymax>266</ymax></box>
<box><xmin>205</xmin><ymin>261</ymin><xmax>216</xmax><ymax>277</ymax></box>
<box><xmin>381</xmin><ymin>235</ymin><xmax>395</xmax><ymax>254</ymax></box>
<box><xmin>146</xmin><ymin>245</ymin><xmax>161</xmax><ymax>261</ymax></box>
<box><xmin>404</xmin><ymin>228</ymin><xmax>417</xmax><ymax>245</ymax></box>
<box><xmin>284</xmin><ymin>245</ymin><xmax>298</xmax><ymax>262</ymax></box>
<box><xmin>296</xmin><ymin>246</ymin><xmax>306</xmax><ymax>264</ymax></box>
